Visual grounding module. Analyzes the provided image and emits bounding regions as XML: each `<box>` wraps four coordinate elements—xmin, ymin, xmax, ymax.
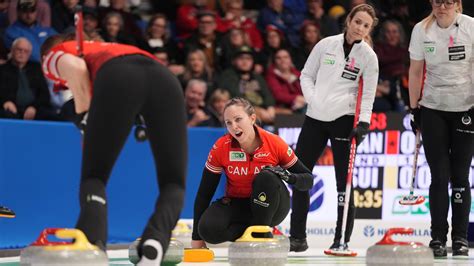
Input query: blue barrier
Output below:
<box><xmin>0</xmin><ymin>119</ymin><xmax>226</xmax><ymax>248</ymax></box>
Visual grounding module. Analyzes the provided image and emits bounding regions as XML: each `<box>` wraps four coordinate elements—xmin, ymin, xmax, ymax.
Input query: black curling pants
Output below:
<box><xmin>75</xmin><ymin>55</ymin><xmax>187</xmax><ymax>253</ymax></box>
<box><xmin>421</xmin><ymin>107</ymin><xmax>473</xmax><ymax>243</ymax></box>
<box><xmin>290</xmin><ymin>115</ymin><xmax>356</xmax><ymax>243</ymax></box>
<box><xmin>197</xmin><ymin>170</ymin><xmax>290</xmax><ymax>244</ymax></box>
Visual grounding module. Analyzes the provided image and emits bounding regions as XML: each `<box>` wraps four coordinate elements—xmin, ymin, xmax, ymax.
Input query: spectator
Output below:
<box><xmin>178</xmin><ymin>49</ymin><xmax>214</xmax><ymax>93</ymax></box>
<box><xmin>265</xmin><ymin>47</ymin><xmax>305</xmax><ymax>113</ymax></box>
<box><xmin>83</xmin><ymin>6</ymin><xmax>103</xmax><ymax>41</ymax></box>
<box><xmin>206</xmin><ymin>88</ymin><xmax>230</xmax><ymax>127</ymax></box>
<box><xmin>221</xmin><ymin>0</ymin><xmax>263</xmax><ymax>50</ymax></box>
<box><xmin>185</xmin><ymin>79</ymin><xmax>218</xmax><ymax>127</ymax></box>
<box><xmin>216</xmin><ymin>45</ymin><xmax>275</xmax><ymax>124</ymax></box>
<box><xmin>100</xmin><ymin>11</ymin><xmax>136</xmax><ymax>45</ymax></box>
<box><xmin>373</xmin><ymin>19</ymin><xmax>408</xmax><ymax>111</ymax></box>
<box><xmin>151</xmin><ymin>46</ymin><xmax>169</xmax><ymax>66</ymax></box>
<box><xmin>221</xmin><ymin>27</ymin><xmax>250</xmax><ymax>69</ymax></box>
<box><xmin>293</xmin><ymin>19</ymin><xmax>321</xmax><ymax>70</ymax></box>
<box><xmin>176</xmin><ymin>0</ymin><xmax>227</xmax><ymax>40</ymax></box>
<box><xmin>8</xmin><ymin>0</ymin><xmax>50</xmax><ymax>27</ymax></box>
<box><xmin>3</xmin><ymin>0</ymin><xmax>57</xmax><ymax>62</ymax></box>
<box><xmin>98</xmin><ymin>0</ymin><xmax>144</xmax><ymax>44</ymax></box>
<box><xmin>0</xmin><ymin>0</ymin><xmax>8</xmax><ymax>31</ymax></box>
<box><xmin>183</xmin><ymin>10</ymin><xmax>225</xmax><ymax>71</ymax></box>
<box><xmin>257</xmin><ymin>0</ymin><xmax>305</xmax><ymax>48</ymax></box>
<box><xmin>143</xmin><ymin>13</ymin><xmax>180</xmax><ymax>64</ymax></box>
<box><xmin>256</xmin><ymin>24</ymin><xmax>289</xmax><ymax>71</ymax></box>
<box><xmin>51</xmin><ymin>0</ymin><xmax>79</xmax><ymax>33</ymax></box>
<box><xmin>305</xmin><ymin>0</ymin><xmax>340</xmax><ymax>37</ymax></box>
<box><xmin>0</xmin><ymin>37</ymin><xmax>53</xmax><ymax>120</ymax></box>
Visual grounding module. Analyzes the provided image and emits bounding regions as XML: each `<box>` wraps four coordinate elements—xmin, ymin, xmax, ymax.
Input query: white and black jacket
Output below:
<box><xmin>300</xmin><ymin>33</ymin><xmax>379</xmax><ymax>123</ymax></box>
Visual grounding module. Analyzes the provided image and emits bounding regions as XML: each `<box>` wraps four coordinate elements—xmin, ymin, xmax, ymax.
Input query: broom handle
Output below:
<box><xmin>409</xmin><ymin>131</ymin><xmax>421</xmax><ymax>196</ymax></box>
<box><xmin>340</xmin><ymin>79</ymin><xmax>363</xmax><ymax>246</ymax></box>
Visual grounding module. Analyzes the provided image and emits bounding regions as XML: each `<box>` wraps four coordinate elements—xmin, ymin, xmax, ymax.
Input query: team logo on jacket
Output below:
<box><xmin>230</xmin><ymin>151</ymin><xmax>246</xmax><ymax>161</ymax></box>
<box><xmin>254</xmin><ymin>192</ymin><xmax>269</xmax><ymax>207</ymax></box>
<box><xmin>341</xmin><ymin>58</ymin><xmax>360</xmax><ymax>81</ymax></box>
<box><xmin>254</xmin><ymin>152</ymin><xmax>270</xmax><ymax>159</ymax></box>
<box><xmin>287</xmin><ymin>147</ymin><xmax>293</xmax><ymax>157</ymax></box>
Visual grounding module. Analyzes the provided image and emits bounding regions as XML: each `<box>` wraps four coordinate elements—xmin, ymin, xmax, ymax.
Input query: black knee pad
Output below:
<box><xmin>253</xmin><ymin>170</ymin><xmax>281</xmax><ymax>190</ymax></box>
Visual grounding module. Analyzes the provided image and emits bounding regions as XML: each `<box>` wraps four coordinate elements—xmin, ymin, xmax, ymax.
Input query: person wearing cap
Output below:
<box><xmin>8</xmin><ymin>0</ymin><xmax>51</xmax><ymax>27</ymax></box>
<box><xmin>3</xmin><ymin>0</ymin><xmax>56</xmax><ymax>62</ymax></box>
<box><xmin>216</xmin><ymin>45</ymin><xmax>276</xmax><ymax>125</ymax></box>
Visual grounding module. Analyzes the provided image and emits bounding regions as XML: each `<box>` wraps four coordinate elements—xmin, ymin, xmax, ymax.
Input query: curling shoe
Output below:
<box><xmin>452</xmin><ymin>238</ymin><xmax>469</xmax><ymax>257</ymax></box>
<box><xmin>429</xmin><ymin>239</ymin><xmax>447</xmax><ymax>258</ymax></box>
<box><xmin>137</xmin><ymin>239</ymin><xmax>163</xmax><ymax>266</ymax></box>
<box><xmin>289</xmin><ymin>236</ymin><xmax>308</xmax><ymax>252</ymax></box>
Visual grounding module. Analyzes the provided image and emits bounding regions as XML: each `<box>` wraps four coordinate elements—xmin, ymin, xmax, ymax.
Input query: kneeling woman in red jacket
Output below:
<box><xmin>191</xmin><ymin>97</ymin><xmax>313</xmax><ymax>248</ymax></box>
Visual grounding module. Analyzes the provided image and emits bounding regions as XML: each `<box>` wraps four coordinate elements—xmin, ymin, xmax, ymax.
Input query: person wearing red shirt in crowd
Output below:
<box><xmin>265</xmin><ymin>47</ymin><xmax>305</xmax><ymax>113</ymax></box>
<box><xmin>176</xmin><ymin>0</ymin><xmax>227</xmax><ymax>40</ymax></box>
<box><xmin>191</xmin><ymin>97</ymin><xmax>313</xmax><ymax>247</ymax></box>
<box><xmin>40</xmin><ymin>36</ymin><xmax>187</xmax><ymax>266</ymax></box>
<box><xmin>220</xmin><ymin>0</ymin><xmax>263</xmax><ymax>50</ymax></box>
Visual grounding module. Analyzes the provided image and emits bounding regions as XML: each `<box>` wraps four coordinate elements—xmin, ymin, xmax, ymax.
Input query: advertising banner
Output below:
<box><xmin>276</xmin><ymin>113</ymin><xmax>474</xmax><ymax>222</ymax></box>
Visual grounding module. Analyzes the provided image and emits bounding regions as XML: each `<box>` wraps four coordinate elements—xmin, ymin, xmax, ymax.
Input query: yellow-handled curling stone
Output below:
<box><xmin>228</xmin><ymin>225</ymin><xmax>288</xmax><ymax>266</ymax></box>
<box><xmin>171</xmin><ymin>220</ymin><xmax>192</xmax><ymax>248</ymax></box>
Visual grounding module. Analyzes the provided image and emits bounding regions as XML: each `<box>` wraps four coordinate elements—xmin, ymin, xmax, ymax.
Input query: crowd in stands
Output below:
<box><xmin>0</xmin><ymin>0</ymin><xmax>473</xmax><ymax>127</ymax></box>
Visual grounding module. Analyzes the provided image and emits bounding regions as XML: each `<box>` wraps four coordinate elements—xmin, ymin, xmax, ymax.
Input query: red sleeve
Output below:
<box><xmin>205</xmin><ymin>139</ymin><xmax>224</xmax><ymax>174</ymax></box>
<box><xmin>265</xmin><ymin>68</ymin><xmax>297</xmax><ymax>106</ymax></box>
<box><xmin>272</xmin><ymin>134</ymin><xmax>297</xmax><ymax>168</ymax></box>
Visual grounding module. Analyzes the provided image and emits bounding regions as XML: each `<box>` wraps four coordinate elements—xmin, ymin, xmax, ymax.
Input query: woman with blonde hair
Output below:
<box><xmin>409</xmin><ymin>0</ymin><xmax>473</xmax><ymax>257</ymax></box>
<box><xmin>178</xmin><ymin>49</ymin><xmax>215</xmax><ymax>92</ymax></box>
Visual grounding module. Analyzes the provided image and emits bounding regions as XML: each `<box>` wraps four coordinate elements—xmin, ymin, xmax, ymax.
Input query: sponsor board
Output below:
<box><xmin>275</xmin><ymin>219</ymin><xmax>439</xmax><ymax>248</ymax></box>
<box><xmin>277</xmin><ymin>113</ymin><xmax>474</xmax><ymax>222</ymax></box>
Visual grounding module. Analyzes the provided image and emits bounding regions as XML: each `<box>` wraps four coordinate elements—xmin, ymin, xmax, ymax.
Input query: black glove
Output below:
<box><xmin>263</xmin><ymin>165</ymin><xmax>294</xmax><ymax>183</ymax></box>
<box><xmin>410</xmin><ymin>108</ymin><xmax>421</xmax><ymax>134</ymax></box>
<box><xmin>348</xmin><ymin>121</ymin><xmax>369</xmax><ymax>146</ymax></box>
<box><xmin>73</xmin><ymin>112</ymin><xmax>88</xmax><ymax>135</ymax></box>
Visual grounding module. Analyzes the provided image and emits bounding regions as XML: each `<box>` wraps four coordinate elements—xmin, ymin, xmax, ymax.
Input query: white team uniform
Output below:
<box><xmin>409</xmin><ymin>14</ymin><xmax>474</xmax><ymax>112</ymax></box>
<box><xmin>300</xmin><ymin>33</ymin><xmax>379</xmax><ymax>123</ymax></box>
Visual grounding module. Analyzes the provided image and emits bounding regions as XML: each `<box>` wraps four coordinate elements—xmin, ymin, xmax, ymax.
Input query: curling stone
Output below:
<box><xmin>20</xmin><ymin>228</ymin><xmax>70</xmax><ymax>266</ymax></box>
<box><xmin>229</xmin><ymin>226</ymin><xmax>288</xmax><ymax>266</ymax></box>
<box><xmin>272</xmin><ymin>227</ymin><xmax>290</xmax><ymax>252</ymax></box>
<box><xmin>366</xmin><ymin>228</ymin><xmax>433</xmax><ymax>266</ymax></box>
<box><xmin>29</xmin><ymin>228</ymin><xmax>107</xmax><ymax>265</ymax></box>
<box><xmin>171</xmin><ymin>220</ymin><xmax>192</xmax><ymax>248</ymax></box>
<box><xmin>129</xmin><ymin>238</ymin><xmax>184</xmax><ymax>265</ymax></box>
